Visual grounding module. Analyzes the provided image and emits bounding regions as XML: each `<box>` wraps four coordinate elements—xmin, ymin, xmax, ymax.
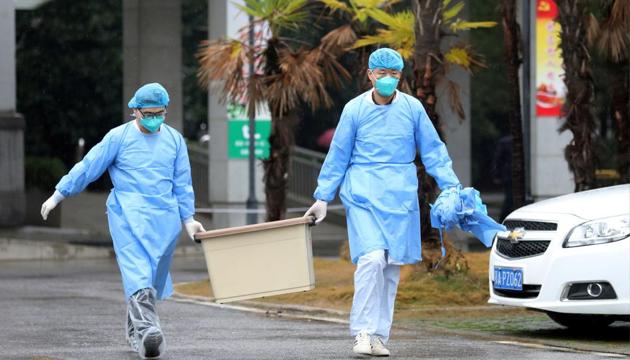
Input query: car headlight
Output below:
<box><xmin>564</xmin><ymin>215</ymin><xmax>630</xmax><ymax>248</ymax></box>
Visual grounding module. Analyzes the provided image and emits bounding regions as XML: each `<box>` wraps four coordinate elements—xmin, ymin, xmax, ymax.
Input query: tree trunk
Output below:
<box><xmin>263</xmin><ymin>108</ymin><xmax>299</xmax><ymax>221</ymax></box>
<box><xmin>612</xmin><ymin>61</ymin><xmax>630</xmax><ymax>183</ymax></box>
<box><xmin>411</xmin><ymin>0</ymin><xmax>466</xmax><ymax>272</ymax></box>
<box><xmin>411</xmin><ymin>0</ymin><xmax>443</xmax><ymax>128</ymax></box>
<box><xmin>556</xmin><ymin>0</ymin><xmax>597</xmax><ymax>191</ymax></box>
<box><xmin>262</xmin><ymin>38</ymin><xmax>296</xmax><ymax>221</ymax></box>
<box><xmin>500</xmin><ymin>0</ymin><xmax>526</xmax><ymax>209</ymax></box>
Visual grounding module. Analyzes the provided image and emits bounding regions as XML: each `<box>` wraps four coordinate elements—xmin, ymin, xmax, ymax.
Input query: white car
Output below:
<box><xmin>488</xmin><ymin>184</ymin><xmax>630</xmax><ymax>329</ymax></box>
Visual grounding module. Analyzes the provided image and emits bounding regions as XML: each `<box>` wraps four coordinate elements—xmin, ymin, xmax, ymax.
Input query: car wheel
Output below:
<box><xmin>546</xmin><ymin>312</ymin><xmax>615</xmax><ymax>330</ymax></box>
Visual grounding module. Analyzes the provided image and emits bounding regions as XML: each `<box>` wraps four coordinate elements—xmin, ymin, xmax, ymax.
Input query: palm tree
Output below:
<box><xmin>556</xmin><ymin>0</ymin><xmax>597</xmax><ymax>191</ymax></box>
<box><xmin>587</xmin><ymin>0</ymin><xmax>630</xmax><ymax>183</ymax></box>
<box><xmin>197</xmin><ymin>0</ymin><xmax>349</xmax><ymax>221</ymax></box>
<box><xmin>499</xmin><ymin>0</ymin><xmax>525</xmax><ymax>209</ymax></box>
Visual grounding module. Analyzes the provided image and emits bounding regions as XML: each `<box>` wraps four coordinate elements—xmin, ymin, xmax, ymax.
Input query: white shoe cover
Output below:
<box><xmin>371</xmin><ymin>336</ymin><xmax>390</xmax><ymax>357</ymax></box>
<box><xmin>353</xmin><ymin>330</ymin><xmax>372</xmax><ymax>355</ymax></box>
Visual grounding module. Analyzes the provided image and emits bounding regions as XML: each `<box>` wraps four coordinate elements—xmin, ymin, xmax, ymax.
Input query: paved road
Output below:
<box><xmin>0</xmin><ymin>256</ymin><xmax>618</xmax><ymax>360</ymax></box>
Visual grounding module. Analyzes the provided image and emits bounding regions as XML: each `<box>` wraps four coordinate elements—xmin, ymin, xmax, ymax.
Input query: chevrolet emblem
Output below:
<box><xmin>508</xmin><ymin>227</ymin><xmax>526</xmax><ymax>244</ymax></box>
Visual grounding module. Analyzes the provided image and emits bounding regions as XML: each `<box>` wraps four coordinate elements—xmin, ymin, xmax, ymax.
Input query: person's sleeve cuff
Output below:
<box><xmin>52</xmin><ymin>190</ymin><xmax>66</xmax><ymax>203</ymax></box>
<box><xmin>183</xmin><ymin>217</ymin><xmax>194</xmax><ymax>224</ymax></box>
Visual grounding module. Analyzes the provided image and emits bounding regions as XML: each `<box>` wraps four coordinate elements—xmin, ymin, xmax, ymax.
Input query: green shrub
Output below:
<box><xmin>24</xmin><ymin>156</ymin><xmax>67</xmax><ymax>191</ymax></box>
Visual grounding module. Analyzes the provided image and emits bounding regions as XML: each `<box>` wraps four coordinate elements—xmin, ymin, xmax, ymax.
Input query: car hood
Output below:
<box><xmin>515</xmin><ymin>184</ymin><xmax>630</xmax><ymax>220</ymax></box>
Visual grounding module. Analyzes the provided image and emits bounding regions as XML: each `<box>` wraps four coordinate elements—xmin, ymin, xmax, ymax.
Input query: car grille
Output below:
<box><xmin>496</xmin><ymin>238</ymin><xmax>550</xmax><ymax>258</ymax></box>
<box><xmin>493</xmin><ymin>284</ymin><xmax>541</xmax><ymax>299</ymax></box>
<box><xmin>503</xmin><ymin>220</ymin><xmax>557</xmax><ymax>231</ymax></box>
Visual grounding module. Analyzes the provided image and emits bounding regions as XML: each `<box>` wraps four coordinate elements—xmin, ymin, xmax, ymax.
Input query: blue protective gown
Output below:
<box><xmin>56</xmin><ymin>121</ymin><xmax>195</xmax><ymax>300</ymax></box>
<box><xmin>314</xmin><ymin>90</ymin><xmax>460</xmax><ymax>264</ymax></box>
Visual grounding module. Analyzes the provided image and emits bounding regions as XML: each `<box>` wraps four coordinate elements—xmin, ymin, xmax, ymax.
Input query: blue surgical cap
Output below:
<box><xmin>368</xmin><ymin>48</ymin><xmax>404</xmax><ymax>71</ymax></box>
<box><xmin>128</xmin><ymin>83</ymin><xmax>170</xmax><ymax>109</ymax></box>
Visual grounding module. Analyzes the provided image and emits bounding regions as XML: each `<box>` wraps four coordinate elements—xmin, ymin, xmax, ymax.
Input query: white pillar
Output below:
<box><xmin>123</xmin><ymin>0</ymin><xmax>183</xmax><ymax>131</ymax></box>
<box><xmin>0</xmin><ymin>0</ymin><xmax>16</xmax><ymax>112</ymax></box>
<box><xmin>0</xmin><ymin>0</ymin><xmax>25</xmax><ymax>226</ymax></box>
<box><xmin>438</xmin><ymin>33</ymin><xmax>471</xmax><ymax>187</ymax></box>
<box><xmin>207</xmin><ymin>0</ymin><xmax>265</xmax><ymax>227</ymax></box>
<box><xmin>438</xmin><ymin>66</ymin><xmax>472</xmax><ymax>187</ymax></box>
<box><xmin>531</xmin><ymin>117</ymin><xmax>573</xmax><ymax>200</ymax></box>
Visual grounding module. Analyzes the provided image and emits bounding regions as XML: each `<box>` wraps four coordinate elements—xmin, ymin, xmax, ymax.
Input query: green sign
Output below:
<box><xmin>226</xmin><ymin>103</ymin><xmax>271</xmax><ymax>159</ymax></box>
<box><xmin>227</xmin><ymin>119</ymin><xmax>271</xmax><ymax>159</ymax></box>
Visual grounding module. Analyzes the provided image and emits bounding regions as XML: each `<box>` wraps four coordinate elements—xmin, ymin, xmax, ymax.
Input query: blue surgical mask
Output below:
<box><xmin>139</xmin><ymin>115</ymin><xmax>164</xmax><ymax>133</ymax></box>
<box><xmin>375</xmin><ymin>76</ymin><xmax>399</xmax><ymax>97</ymax></box>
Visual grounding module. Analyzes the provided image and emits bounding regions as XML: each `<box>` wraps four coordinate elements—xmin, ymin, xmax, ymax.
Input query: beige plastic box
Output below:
<box><xmin>194</xmin><ymin>217</ymin><xmax>316</xmax><ymax>303</ymax></box>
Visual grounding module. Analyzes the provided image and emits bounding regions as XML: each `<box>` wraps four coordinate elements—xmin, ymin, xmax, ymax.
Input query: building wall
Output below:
<box><xmin>0</xmin><ymin>1</ymin><xmax>25</xmax><ymax>226</ymax></box>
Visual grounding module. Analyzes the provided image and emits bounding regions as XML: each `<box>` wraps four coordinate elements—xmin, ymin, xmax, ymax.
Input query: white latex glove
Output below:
<box><xmin>304</xmin><ymin>200</ymin><xmax>327</xmax><ymax>224</ymax></box>
<box><xmin>184</xmin><ymin>218</ymin><xmax>206</xmax><ymax>243</ymax></box>
<box><xmin>41</xmin><ymin>191</ymin><xmax>65</xmax><ymax>221</ymax></box>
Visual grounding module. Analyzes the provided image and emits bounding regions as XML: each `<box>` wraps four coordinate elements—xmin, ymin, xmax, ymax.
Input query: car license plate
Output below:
<box><xmin>493</xmin><ymin>266</ymin><xmax>523</xmax><ymax>291</ymax></box>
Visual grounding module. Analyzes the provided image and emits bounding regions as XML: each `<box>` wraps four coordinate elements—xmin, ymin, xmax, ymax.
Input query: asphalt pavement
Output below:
<box><xmin>0</xmin><ymin>256</ymin><xmax>621</xmax><ymax>360</ymax></box>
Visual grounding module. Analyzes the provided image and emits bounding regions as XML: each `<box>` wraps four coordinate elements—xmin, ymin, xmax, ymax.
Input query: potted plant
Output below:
<box><xmin>24</xmin><ymin>156</ymin><xmax>67</xmax><ymax>227</ymax></box>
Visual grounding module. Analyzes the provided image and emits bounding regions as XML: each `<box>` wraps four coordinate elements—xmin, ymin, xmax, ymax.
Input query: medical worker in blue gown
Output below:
<box><xmin>40</xmin><ymin>83</ymin><xmax>205</xmax><ymax>359</ymax></box>
<box><xmin>305</xmin><ymin>48</ymin><xmax>461</xmax><ymax>357</ymax></box>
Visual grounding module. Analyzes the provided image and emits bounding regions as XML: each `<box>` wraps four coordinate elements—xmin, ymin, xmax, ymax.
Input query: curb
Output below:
<box><xmin>170</xmin><ymin>291</ymin><xmax>349</xmax><ymax>324</ymax></box>
<box><xmin>0</xmin><ymin>238</ymin><xmax>114</xmax><ymax>261</ymax></box>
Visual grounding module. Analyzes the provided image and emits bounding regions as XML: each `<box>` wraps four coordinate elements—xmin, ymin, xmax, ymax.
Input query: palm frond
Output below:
<box><xmin>352</xmin><ymin>34</ymin><xmax>388</xmax><ymax>48</ymax></box>
<box><xmin>446</xmin><ymin>80</ymin><xmax>465</xmax><ymax>120</ymax></box>
<box><xmin>444</xmin><ymin>47</ymin><xmax>471</xmax><ymax>69</ymax></box>
<box><xmin>234</xmin><ymin>0</ymin><xmax>262</xmax><ymax>18</ymax></box>
<box><xmin>348</xmin><ymin>0</ymin><xmax>399</xmax><ymax>23</ymax></box>
<box><xmin>442</xmin><ymin>1</ymin><xmax>464</xmax><ymax>22</ymax></box>
<box><xmin>365</xmin><ymin>8</ymin><xmax>413</xmax><ymax>30</ymax></box>
<box><xmin>449</xmin><ymin>20</ymin><xmax>497</xmax><ymax>32</ymax></box>
<box><xmin>586</xmin><ymin>13</ymin><xmax>600</xmax><ymax>48</ymax></box>
<box><xmin>596</xmin><ymin>0</ymin><xmax>630</xmax><ymax>62</ymax></box>
<box><xmin>236</xmin><ymin>0</ymin><xmax>309</xmax><ymax>35</ymax></box>
<box><xmin>310</xmin><ymin>38</ymin><xmax>352</xmax><ymax>89</ymax></box>
<box><xmin>352</xmin><ymin>9</ymin><xmax>414</xmax><ymax>58</ymax></box>
<box><xmin>197</xmin><ymin>39</ymin><xmax>244</xmax><ymax>89</ymax></box>
<box><xmin>320</xmin><ymin>24</ymin><xmax>358</xmax><ymax>55</ymax></box>
<box><xmin>320</xmin><ymin>0</ymin><xmax>351</xmax><ymax>14</ymax></box>
<box><xmin>443</xmin><ymin>44</ymin><xmax>486</xmax><ymax>72</ymax></box>
<box><xmin>597</xmin><ymin>24</ymin><xmax>630</xmax><ymax>62</ymax></box>
<box><xmin>351</xmin><ymin>0</ymin><xmax>394</xmax><ymax>9</ymax></box>
<box><xmin>267</xmin><ymin>49</ymin><xmax>332</xmax><ymax>115</ymax></box>
<box><xmin>196</xmin><ymin>39</ymin><xmax>265</xmax><ymax>107</ymax></box>
<box><xmin>354</xmin><ymin>9</ymin><xmax>370</xmax><ymax>23</ymax></box>
<box><xmin>353</xmin><ymin>31</ymin><xmax>413</xmax><ymax>59</ymax></box>
<box><xmin>609</xmin><ymin>0</ymin><xmax>630</xmax><ymax>30</ymax></box>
